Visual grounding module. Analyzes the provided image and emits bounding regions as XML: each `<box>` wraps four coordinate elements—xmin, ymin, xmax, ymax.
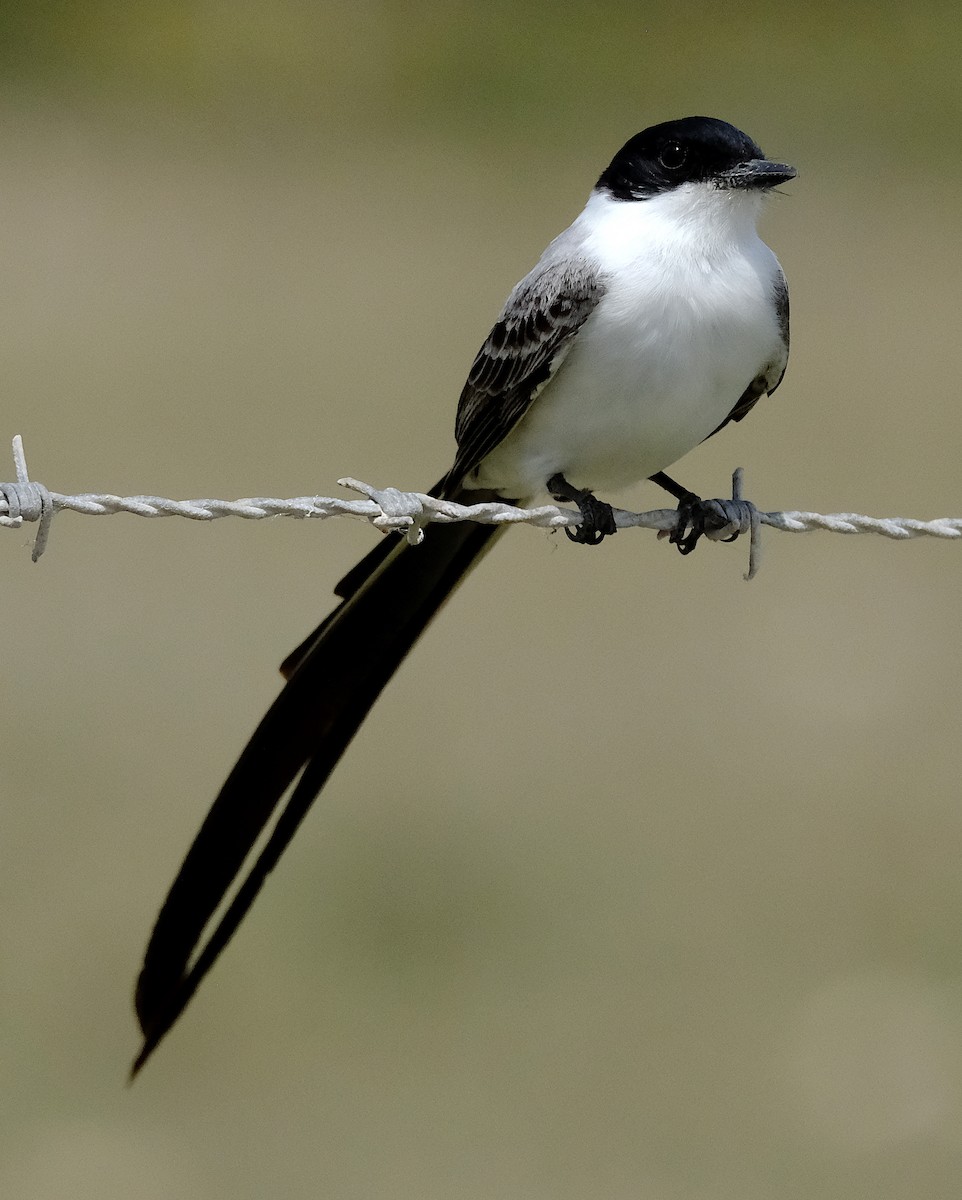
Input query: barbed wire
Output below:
<box><xmin>1</xmin><ymin>436</ymin><xmax>959</xmax><ymax>579</ymax></box>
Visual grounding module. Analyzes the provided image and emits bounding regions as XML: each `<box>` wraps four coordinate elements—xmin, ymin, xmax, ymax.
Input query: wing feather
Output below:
<box><xmin>446</xmin><ymin>259</ymin><xmax>603</xmax><ymax>492</ymax></box>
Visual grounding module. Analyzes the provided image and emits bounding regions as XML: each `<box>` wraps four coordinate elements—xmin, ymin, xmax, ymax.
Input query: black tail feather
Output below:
<box><xmin>132</xmin><ymin>498</ymin><xmax>505</xmax><ymax>1075</ymax></box>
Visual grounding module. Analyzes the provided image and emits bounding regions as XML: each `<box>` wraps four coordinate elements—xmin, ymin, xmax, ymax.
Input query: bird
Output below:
<box><xmin>132</xmin><ymin>115</ymin><xmax>795</xmax><ymax>1075</ymax></box>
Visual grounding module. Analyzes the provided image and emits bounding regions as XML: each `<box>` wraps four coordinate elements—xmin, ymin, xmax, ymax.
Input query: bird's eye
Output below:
<box><xmin>658</xmin><ymin>142</ymin><xmax>687</xmax><ymax>171</ymax></box>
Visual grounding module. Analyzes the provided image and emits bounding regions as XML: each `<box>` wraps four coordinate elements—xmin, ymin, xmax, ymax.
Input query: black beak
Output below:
<box><xmin>719</xmin><ymin>158</ymin><xmax>797</xmax><ymax>190</ymax></box>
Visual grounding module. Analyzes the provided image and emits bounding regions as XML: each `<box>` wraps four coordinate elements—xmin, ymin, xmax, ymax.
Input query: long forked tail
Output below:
<box><xmin>132</xmin><ymin>490</ymin><xmax>507</xmax><ymax>1076</ymax></box>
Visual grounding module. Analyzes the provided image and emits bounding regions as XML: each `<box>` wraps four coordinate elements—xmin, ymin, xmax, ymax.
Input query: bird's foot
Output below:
<box><xmin>546</xmin><ymin>473</ymin><xmax>617</xmax><ymax>546</ymax></box>
<box><xmin>667</xmin><ymin>490</ymin><xmax>714</xmax><ymax>555</ymax></box>
<box><xmin>651</xmin><ymin>469</ymin><xmax>758</xmax><ymax>565</ymax></box>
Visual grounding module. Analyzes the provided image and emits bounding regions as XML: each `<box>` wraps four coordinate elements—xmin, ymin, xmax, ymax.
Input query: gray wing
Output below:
<box><xmin>708</xmin><ymin>268</ymin><xmax>790</xmax><ymax>439</ymax></box>
<box><xmin>445</xmin><ymin>257</ymin><xmax>604</xmax><ymax>494</ymax></box>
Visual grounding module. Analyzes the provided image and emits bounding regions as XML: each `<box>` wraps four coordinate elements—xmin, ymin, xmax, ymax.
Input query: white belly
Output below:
<box><xmin>470</xmin><ymin>192</ymin><xmax>786</xmax><ymax>500</ymax></box>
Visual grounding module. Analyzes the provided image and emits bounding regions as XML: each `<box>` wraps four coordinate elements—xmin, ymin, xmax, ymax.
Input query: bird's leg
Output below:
<box><xmin>546</xmin><ymin>473</ymin><xmax>618</xmax><ymax>546</ymax></box>
<box><xmin>649</xmin><ymin>470</ymin><xmax>723</xmax><ymax>556</ymax></box>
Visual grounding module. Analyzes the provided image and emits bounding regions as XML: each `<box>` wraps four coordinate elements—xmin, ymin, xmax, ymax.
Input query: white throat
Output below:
<box><xmin>577</xmin><ymin>182</ymin><xmax>768</xmax><ymax>274</ymax></box>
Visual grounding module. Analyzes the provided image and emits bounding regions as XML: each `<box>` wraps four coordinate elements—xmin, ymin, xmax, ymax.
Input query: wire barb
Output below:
<box><xmin>0</xmin><ymin>436</ymin><xmax>55</xmax><ymax>561</ymax></box>
<box><xmin>1</xmin><ymin>436</ymin><xmax>960</xmax><ymax>575</ymax></box>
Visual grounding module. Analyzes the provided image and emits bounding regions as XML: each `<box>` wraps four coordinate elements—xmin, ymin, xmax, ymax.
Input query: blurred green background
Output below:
<box><xmin>4</xmin><ymin>3</ymin><xmax>962</xmax><ymax>1197</ymax></box>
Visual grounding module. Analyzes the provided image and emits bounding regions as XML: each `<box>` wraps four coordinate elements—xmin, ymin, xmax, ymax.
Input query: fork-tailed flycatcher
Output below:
<box><xmin>132</xmin><ymin>115</ymin><xmax>795</xmax><ymax>1075</ymax></box>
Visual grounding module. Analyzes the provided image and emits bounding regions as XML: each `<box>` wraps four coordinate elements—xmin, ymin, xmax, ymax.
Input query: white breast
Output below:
<box><xmin>472</xmin><ymin>184</ymin><xmax>786</xmax><ymax>499</ymax></box>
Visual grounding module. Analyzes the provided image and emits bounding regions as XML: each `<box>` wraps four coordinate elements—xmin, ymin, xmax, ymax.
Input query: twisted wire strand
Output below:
<box><xmin>2</xmin><ymin>437</ymin><xmax>959</xmax><ymax>576</ymax></box>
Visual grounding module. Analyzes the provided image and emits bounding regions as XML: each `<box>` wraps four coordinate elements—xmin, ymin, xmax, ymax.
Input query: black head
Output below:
<box><xmin>597</xmin><ymin>116</ymin><xmax>796</xmax><ymax>201</ymax></box>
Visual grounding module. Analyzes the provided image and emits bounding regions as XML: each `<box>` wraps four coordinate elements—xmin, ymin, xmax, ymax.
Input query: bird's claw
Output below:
<box><xmin>547</xmin><ymin>473</ymin><xmax>618</xmax><ymax>547</ymax></box>
<box><xmin>565</xmin><ymin>493</ymin><xmax>617</xmax><ymax>545</ymax></box>
<box><xmin>664</xmin><ymin>491</ymin><xmax>750</xmax><ymax>555</ymax></box>
<box><xmin>667</xmin><ymin>490</ymin><xmax>708</xmax><ymax>555</ymax></box>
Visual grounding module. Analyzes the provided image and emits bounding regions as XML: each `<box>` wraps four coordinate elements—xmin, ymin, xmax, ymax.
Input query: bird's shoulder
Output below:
<box><xmin>458</xmin><ymin>248</ymin><xmax>604</xmax><ymax>409</ymax></box>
